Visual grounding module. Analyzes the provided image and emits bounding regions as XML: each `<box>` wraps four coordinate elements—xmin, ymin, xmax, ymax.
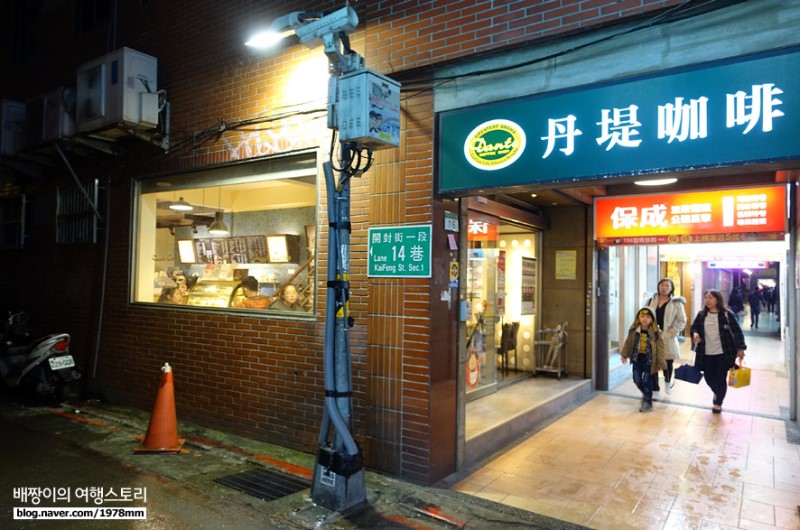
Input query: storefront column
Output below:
<box><xmin>455</xmin><ymin>196</ymin><xmax>468</xmax><ymax>470</ymax></box>
<box><xmin>595</xmin><ymin>247</ymin><xmax>610</xmax><ymax>391</ymax></box>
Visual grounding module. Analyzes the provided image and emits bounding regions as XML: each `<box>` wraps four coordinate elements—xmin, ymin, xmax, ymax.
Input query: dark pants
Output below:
<box><xmin>653</xmin><ymin>359</ymin><xmax>674</xmax><ymax>391</ymax></box>
<box><xmin>703</xmin><ymin>354</ymin><xmax>730</xmax><ymax>407</ymax></box>
<box><xmin>750</xmin><ymin>308</ymin><xmax>760</xmax><ymax>327</ymax></box>
<box><xmin>632</xmin><ymin>354</ymin><xmax>654</xmax><ymax>404</ymax></box>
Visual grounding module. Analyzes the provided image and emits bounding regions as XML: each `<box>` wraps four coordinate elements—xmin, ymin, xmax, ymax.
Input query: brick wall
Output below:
<box><xmin>0</xmin><ymin>0</ymin><xmax>683</xmax><ymax>484</ymax></box>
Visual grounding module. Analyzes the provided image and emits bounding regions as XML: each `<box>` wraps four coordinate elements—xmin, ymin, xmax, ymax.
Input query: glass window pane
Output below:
<box><xmin>132</xmin><ymin>155</ymin><xmax>317</xmax><ymax>314</ymax></box>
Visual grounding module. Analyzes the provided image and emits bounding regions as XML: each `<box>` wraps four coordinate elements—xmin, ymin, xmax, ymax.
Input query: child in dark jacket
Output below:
<box><xmin>621</xmin><ymin>307</ymin><xmax>667</xmax><ymax>412</ymax></box>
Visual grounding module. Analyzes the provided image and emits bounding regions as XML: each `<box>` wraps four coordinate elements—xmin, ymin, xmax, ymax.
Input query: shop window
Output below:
<box><xmin>132</xmin><ymin>154</ymin><xmax>317</xmax><ymax>314</ymax></box>
<box><xmin>466</xmin><ymin>211</ymin><xmax>540</xmax><ymax>397</ymax></box>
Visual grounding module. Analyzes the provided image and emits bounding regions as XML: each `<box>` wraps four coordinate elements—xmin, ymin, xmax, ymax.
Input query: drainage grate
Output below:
<box><xmin>214</xmin><ymin>467</ymin><xmax>310</xmax><ymax>501</ymax></box>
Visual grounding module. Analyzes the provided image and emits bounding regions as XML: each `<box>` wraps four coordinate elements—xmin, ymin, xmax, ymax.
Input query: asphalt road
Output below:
<box><xmin>0</xmin><ymin>417</ymin><xmax>273</xmax><ymax>529</ymax></box>
<box><xmin>0</xmin><ymin>398</ymin><xmax>586</xmax><ymax>530</ymax></box>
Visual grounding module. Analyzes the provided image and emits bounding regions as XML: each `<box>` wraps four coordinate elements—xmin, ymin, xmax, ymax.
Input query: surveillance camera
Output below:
<box><xmin>295</xmin><ymin>6</ymin><xmax>358</xmax><ymax>48</ymax></box>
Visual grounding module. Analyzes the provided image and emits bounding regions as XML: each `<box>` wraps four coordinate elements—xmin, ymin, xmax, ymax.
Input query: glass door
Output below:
<box><xmin>466</xmin><ymin>248</ymin><xmax>499</xmax><ymax>398</ymax></box>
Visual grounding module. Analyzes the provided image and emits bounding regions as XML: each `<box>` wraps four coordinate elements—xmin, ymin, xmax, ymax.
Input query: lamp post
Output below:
<box><xmin>247</xmin><ymin>6</ymin><xmax>400</xmax><ymax>513</ymax></box>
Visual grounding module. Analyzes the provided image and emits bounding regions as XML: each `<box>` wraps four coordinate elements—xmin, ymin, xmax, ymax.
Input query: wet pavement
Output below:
<box><xmin>0</xmin><ymin>418</ymin><xmax>262</xmax><ymax>529</ymax></box>
<box><xmin>0</xmin><ymin>397</ymin><xmax>587</xmax><ymax>529</ymax></box>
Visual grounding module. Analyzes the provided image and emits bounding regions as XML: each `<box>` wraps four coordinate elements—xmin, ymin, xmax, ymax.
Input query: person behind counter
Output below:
<box><xmin>234</xmin><ymin>276</ymin><xmax>271</xmax><ymax>309</ymax></box>
<box><xmin>158</xmin><ymin>286</ymin><xmax>183</xmax><ymax>304</ymax></box>
<box><xmin>270</xmin><ymin>284</ymin><xmax>306</xmax><ymax>312</ymax></box>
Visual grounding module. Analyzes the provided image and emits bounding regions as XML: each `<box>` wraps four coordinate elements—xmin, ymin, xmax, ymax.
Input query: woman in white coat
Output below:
<box><xmin>646</xmin><ymin>278</ymin><xmax>687</xmax><ymax>395</ymax></box>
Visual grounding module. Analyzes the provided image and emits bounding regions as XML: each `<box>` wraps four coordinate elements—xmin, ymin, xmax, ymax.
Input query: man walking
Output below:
<box><xmin>748</xmin><ymin>286</ymin><xmax>764</xmax><ymax>328</ymax></box>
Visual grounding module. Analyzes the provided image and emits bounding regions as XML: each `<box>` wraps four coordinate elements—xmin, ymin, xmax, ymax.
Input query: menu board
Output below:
<box><xmin>228</xmin><ymin>237</ymin><xmax>249</xmax><ymax>264</ymax></box>
<box><xmin>194</xmin><ymin>239</ymin><xmax>214</xmax><ymax>264</ymax></box>
<box><xmin>193</xmin><ymin>236</ymin><xmax>270</xmax><ymax>264</ymax></box>
<box><xmin>246</xmin><ymin>236</ymin><xmax>268</xmax><ymax>263</ymax></box>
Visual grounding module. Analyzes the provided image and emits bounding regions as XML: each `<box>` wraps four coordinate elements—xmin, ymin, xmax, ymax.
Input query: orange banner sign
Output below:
<box><xmin>594</xmin><ymin>185</ymin><xmax>786</xmax><ymax>246</ymax></box>
<box><xmin>467</xmin><ymin>219</ymin><xmax>498</xmax><ymax>241</ymax></box>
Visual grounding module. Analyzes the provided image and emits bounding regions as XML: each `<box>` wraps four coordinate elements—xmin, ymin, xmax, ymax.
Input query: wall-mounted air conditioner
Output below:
<box><xmin>1</xmin><ymin>99</ymin><xmax>26</xmax><ymax>157</ymax></box>
<box><xmin>76</xmin><ymin>47</ymin><xmax>159</xmax><ymax>139</ymax></box>
<box><xmin>26</xmin><ymin>86</ymin><xmax>76</xmax><ymax>147</ymax></box>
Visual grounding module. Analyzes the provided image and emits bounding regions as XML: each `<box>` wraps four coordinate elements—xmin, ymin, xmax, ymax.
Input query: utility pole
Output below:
<box><xmin>246</xmin><ymin>5</ymin><xmax>400</xmax><ymax>512</ymax></box>
<box><xmin>258</xmin><ymin>6</ymin><xmax>401</xmax><ymax>513</ymax></box>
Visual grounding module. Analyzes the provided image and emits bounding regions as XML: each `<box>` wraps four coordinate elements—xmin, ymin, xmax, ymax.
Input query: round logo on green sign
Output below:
<box><xmin>463</xmin><ymin>119</ymin><xmax>526</xmax><ymax>171</ymax></box>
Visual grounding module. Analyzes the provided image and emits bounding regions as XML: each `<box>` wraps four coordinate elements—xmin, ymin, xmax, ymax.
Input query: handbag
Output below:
<box><xmin>728</xmin><ymin>362</ymin><xmax>751</xmax><ymax>388</ymax></box>
<box><xmin>674</xmin><ymin>363</ymin><xmax>703</xmax><ymax>384</ymax></box>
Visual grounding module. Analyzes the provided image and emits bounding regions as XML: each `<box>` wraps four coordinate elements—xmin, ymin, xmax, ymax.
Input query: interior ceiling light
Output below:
<box><xmin>208</xmin><ymin>211</ymin><xmax>229</xmax><ymax>235</ymax></box>
<box><xmin>530</xmin><ymin>193</ymin><xmax>538</xmax><ymax>198</ymax></box>
<box><xmin>208</xmin><ymin>186</ymin><xmax>228</xmax><ymax>235</ymax></box>
<box><xmin>634</xmin><ymin>178</ymin><xmax>678</xmax><ymax>186</ymax></box>
<box><xmin>169</xmin><ymin>197</ymin><xmax>194</xmax><ymax>211</ymax></box>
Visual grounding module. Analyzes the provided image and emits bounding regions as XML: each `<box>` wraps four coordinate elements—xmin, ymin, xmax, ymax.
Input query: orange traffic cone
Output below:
<box><xmin>134</xmin><ymin>363</ymin><xmax>185</xmax><ymax>453</ymax></box>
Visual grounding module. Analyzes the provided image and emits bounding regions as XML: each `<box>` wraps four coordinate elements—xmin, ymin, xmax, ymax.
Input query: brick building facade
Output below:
<box><xmin>2</xmin><ymin>0</ymin><xmax>798</xmax><ymax>487</ymax></box>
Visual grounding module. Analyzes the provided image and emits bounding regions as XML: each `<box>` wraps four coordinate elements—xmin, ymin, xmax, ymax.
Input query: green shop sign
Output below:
<box><xmin>368</xmin><ymin>225</ymin><xmax>432</xmax><ymax>278</ymax></box>
<box><xmin>438</xmin><ymin>46</ymin><xmax>800</xmax><ymax>194</ymax></box>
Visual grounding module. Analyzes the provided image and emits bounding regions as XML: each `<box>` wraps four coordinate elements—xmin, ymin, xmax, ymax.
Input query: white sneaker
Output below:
<box><xmin>653</xmin><ymin>391</ymin><xmax>660</xmax><ymax>401</ymax></box>
<box><xmin>665</xmin><ymin>381</ymin><xmax>673</xmax><ymax>395</ymax></box>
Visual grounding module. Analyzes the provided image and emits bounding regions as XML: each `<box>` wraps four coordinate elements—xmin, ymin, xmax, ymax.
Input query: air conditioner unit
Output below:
<box><xmin>76</xmin><ymin>47</ymin><xmax>159</xmax><ymax>139</ymax></box>
<box><xmin>1</xmin><ymin>99</ymin><xmax>26</xmax><ymax>157</ymax></box>
<box><xmin>26</xmin><ymin>86</ymin><xmax>76</xmax><ymax>146</ymax></box>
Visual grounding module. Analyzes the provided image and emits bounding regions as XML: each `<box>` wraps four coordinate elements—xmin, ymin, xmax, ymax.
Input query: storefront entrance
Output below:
<box><xmin>607</xmin><ymin>240</ymin><xmax>790</xmax><ymax>418</ymax></box>
<box><xmin>438</xmin><ymin>29</ymin><xmax>800</xmax><ymax>474</ymax></box>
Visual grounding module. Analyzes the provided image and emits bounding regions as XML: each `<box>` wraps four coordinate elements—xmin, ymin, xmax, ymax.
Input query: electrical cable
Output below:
<box><xmin>166</xmin><ymin>0</ymin><xmax>722</xmax><ymax>155</ymax></box>
<box><xmin>166</xmin><ymin>101</ymin><xmax>327</xmax><ymax>154</ymax></box>
<box><xmin>398</xmin><ymin>0</ymin><xmax>718</xmax><ymax>95</ymax></box>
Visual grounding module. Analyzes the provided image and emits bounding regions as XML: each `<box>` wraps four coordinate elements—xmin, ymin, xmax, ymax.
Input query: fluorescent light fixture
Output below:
<box><xmin>708</xmin><ymin>260</ymin><xmax>767</xmax><ymax>269</ymax></box>
<box><xmin>169</xmin><ymin>197</ymin><xmax>193</xmax><ymax>211</ymax></box>
<box><xmin>208</xmin><ymin>212</ymin><xmax>229</xmax><ymax>235</ymax></box>
<box><xmin>634</xmin><ymin>178</ymin><xmax>678</xmax><ymax>186</ymax></box>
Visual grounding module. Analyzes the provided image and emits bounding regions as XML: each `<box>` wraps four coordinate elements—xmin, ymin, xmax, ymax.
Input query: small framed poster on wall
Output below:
<box><xmin>521</xmin><ymin>256</ymin><xmax>537</xmax><ymax>315</ymax></box>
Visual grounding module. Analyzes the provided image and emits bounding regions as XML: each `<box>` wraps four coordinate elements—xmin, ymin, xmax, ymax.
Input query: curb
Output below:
<box><xmin>0</xmin><ymin>398</ymin><xmax>587</xmax><ymax>529</ymax></box>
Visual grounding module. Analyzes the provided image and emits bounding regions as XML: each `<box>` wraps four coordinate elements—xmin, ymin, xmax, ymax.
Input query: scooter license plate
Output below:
<box><xmin>48</xmin><ymin>355</ymin><xmax>75</xmax><ymax>370</ymax></box>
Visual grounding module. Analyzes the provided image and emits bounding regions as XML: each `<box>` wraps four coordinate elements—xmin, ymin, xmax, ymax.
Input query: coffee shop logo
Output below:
<box><xmin>464</xmin><ymin>119</ymin><xmax>526</xmax><ymax>170</ymax></box>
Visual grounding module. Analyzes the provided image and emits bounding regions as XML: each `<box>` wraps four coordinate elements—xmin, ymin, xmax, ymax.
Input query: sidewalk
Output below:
<box><xmin>0</xmin><ymin>397</ymin><xmax>586</xmax><ymax>530</ymax></box>
<box><xmin>448</xmin><ymin>316</ymin><xmax>800</xmax><ymax>530</ymax></box>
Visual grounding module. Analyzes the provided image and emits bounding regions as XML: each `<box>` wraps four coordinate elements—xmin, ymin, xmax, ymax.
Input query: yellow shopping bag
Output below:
<box><xmin>728</xmin><ymin>362</ymin><xmax>751</xmax><ymax>388</ymax></box>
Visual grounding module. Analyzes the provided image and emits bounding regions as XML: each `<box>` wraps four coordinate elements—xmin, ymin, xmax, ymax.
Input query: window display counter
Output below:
<box><xmin>185</xmin><ymin>280</ymin><xmax>245</xmax><ymax>308</ymax></box>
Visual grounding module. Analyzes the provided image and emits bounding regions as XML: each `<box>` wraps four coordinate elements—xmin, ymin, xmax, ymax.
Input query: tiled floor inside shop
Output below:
<box><xmin>453</xmin><ymin>312</ymin><xmax>800</xmax><ymax>529</ymax></box>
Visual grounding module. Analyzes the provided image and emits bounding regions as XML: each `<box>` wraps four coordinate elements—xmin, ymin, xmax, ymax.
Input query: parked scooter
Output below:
<box><xmin>0</xmin><ymin>311</ymin><xmax>82</xmax><ymax>402</ymax></box>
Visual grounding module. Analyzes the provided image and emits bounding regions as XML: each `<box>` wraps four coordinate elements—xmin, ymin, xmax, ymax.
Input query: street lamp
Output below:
<box><xmin>248</xmin><ymin>6</ymin><xmax>400</xmax><ymax>513</ymax></box>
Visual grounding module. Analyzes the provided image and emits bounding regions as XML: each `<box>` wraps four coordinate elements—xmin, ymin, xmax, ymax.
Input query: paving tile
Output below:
<box><xmin>741</xmin><ymin>499</ymin><xmax>776</xmax><ymax>525</ymax></box>
<box><xmin>458</xmin><ymin>328</ymin><xmax>796</xmax><ymax>529</ymax></box>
